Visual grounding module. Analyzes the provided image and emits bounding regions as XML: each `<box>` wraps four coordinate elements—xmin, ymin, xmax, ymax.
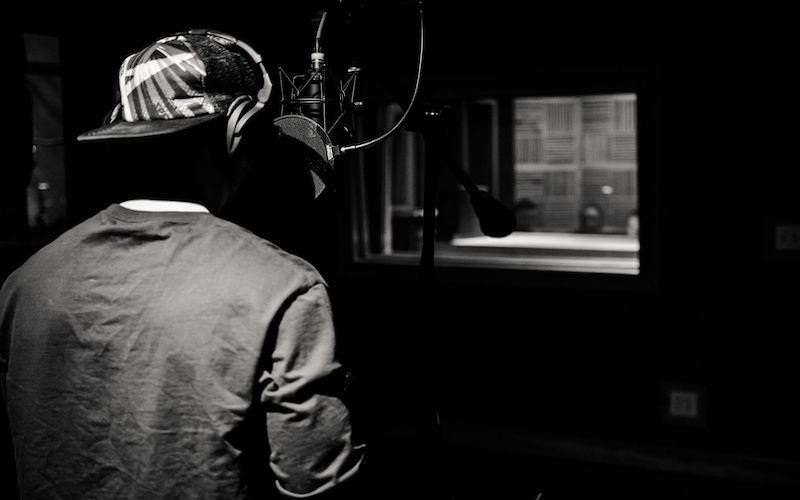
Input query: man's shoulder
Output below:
<box><xmin>206</xmin><ymin>216</ymin><xmax>327</xmax><ymax>288</ymax></box>
<box><xmin>2</xmin><ymin>212</ymin><xmax>103</xmax><ymax>287</ymax></box>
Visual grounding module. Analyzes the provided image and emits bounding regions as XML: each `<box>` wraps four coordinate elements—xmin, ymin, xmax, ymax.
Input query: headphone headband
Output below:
<box><xmin>155</xmin><ymin>29</ymin><xmax>273</xmax><ymax>155</ymax></box>
<box><xmin>156</xmin><ymin>29</ymin><xmax>273</xmax><ymax>106</ymax></box>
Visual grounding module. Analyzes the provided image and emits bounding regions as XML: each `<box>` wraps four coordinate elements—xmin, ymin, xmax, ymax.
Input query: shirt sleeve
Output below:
<box><xmin>259</xmin><ymin>283</ymin><xmax>365</xmax><ymax>498</ymax></box>
<box><xmin>0</xmin><ymin>270</ymin><xmax>19</xmax><ymax>399</ymax></box>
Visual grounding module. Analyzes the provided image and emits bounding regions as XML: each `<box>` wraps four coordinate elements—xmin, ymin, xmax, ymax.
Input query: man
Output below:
<box><xmin>0</xmin><ymin>30</ymin><xmax>364</xmax><ymax>499</ymax></box>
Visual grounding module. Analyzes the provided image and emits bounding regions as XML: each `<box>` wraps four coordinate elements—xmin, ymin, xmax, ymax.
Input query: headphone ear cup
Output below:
<box><xmin>227</xmin><ymin>96</ymin><xmax>267</xmax><ymax>156</ymax></box>
<box><xmin>226</xmin><ymin>96</ymin><xmax>255</xmax><ymax>156</ymax></box>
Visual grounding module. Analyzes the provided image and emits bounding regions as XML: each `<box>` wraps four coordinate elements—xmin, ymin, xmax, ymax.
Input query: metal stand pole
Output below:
<box><xmin>417</xmin><ymin>104</ymin><xmax>455</xmax><ymax>499</ymax></box>
<box><xmin>420</xmin><ymin>106</ymin><xmax>444</xmax><ymax>284</ymax></box>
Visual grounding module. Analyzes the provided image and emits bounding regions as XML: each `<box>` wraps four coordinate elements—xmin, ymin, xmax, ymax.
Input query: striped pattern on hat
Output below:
<box><xmin>112</xmin><ymin>36</ymin><xmax>224</xmax><ymax>123</ymax></box>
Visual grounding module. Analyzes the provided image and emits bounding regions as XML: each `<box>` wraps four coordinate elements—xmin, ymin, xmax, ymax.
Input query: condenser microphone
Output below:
<box><xmin>303</xmin><ymin>10</ymin><xmax>329</xmax><ymax>128</ymax></box>
<box><xmin>274</xmin><ymin>7</ymin><xmax>362</xmax><ymax>177</ymax></box>
<box><xmin>302</xmin><ymin>54</ymin><xmax>325</xmax><ymax>126</ymax></box>
<box><xmin>273</xmin><ymin>0</ymin><xmax>423</xmax><ymax>198</ymax></box>
<box><xmin>277</xmin><ymin>10</ymin><xmax>360</xmax><ymax>136</ymax></box>
<box><xmin>272</xmin><ymin>9</ymin><xmax>345</xmax><ymax>197</ymax></box>
<box><xmin>277</xmin><ymin>0</ymin><xmax>424</xmax><ymax>159</ymax></box>
<box><xmin>293</xmin><ymin>11</ymin><xmax>327</xmax><ymax>128</ymax></box>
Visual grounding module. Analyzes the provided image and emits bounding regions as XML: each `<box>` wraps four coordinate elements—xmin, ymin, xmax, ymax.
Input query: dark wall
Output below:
<box><xmin>337</xmin><ymin>0</ymin><xmax>800</xmax><ymax>456</ymax></box>
<box><xmin>7</xmin><ymin>2</ymin><xmax>799</xmax><ymax>498</ymax></box>
<box><xmin>339</xmin><ymin>8</ymin><xmax>799</xmax><ymax>498</ymax></box>
<box><xmin>334</xmin><ymin>3</ymin><xmax>800</xmax><ymax>496</ymax></box>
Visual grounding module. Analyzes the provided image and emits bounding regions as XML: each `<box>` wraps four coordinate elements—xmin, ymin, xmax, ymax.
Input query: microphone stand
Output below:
<box><xmin>420</xmin><ymin>105</ymin><xmax>444</xmax><ymax>285</ymax></box>
<box><xmin>413</xmin><ymin>101</ymin><xmax>515</xmax><ymax>499</ymax></box>
<box><xmin>416</xmin><ymin>103</ymin><xmax>455</xmax><ymax>500</ymax></box>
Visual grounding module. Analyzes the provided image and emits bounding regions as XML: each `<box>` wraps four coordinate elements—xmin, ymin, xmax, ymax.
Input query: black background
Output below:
<box><xmin>5</xmin><ymin>2</ymin><xmax>799</xmax><ymax>498</ymax></box>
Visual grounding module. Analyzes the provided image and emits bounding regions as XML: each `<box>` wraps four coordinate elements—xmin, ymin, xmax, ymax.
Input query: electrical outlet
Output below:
<box><xmin>669</xmin><ymin>390</ymin><xmax>699</xmax><ymax>418</ymax></box>
<box><xmin>661</xmin><ymin>383</ymin><xmax>706</xmax><ymax>426</ymax></box>
<box><xmin>776</xmin><ymin>225</ymin><xmax>800</xmax><ymax>251</ymax></box>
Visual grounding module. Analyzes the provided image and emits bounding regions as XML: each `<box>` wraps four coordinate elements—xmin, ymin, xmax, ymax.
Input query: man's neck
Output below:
<box><xmin>120</xmin><ymin>200</ymin><xmax>210</xmax><ymax>213</ymax></box>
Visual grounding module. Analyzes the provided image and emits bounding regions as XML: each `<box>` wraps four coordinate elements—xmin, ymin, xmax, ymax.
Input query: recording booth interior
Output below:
<box><xmin>3</xmin><ymin>2</ymin><xmax>799</xmax><ymax>499</ymax></box>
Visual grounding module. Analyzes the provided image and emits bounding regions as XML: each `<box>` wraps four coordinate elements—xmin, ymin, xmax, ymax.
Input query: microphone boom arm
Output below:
<box><xmin>339</xmin><ymin>0</ymin><xmax>425</xmax><ymax>154</ymax></box>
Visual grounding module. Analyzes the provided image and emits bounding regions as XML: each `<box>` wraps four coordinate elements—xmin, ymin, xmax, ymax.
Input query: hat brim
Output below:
<box><xmin>77</xmin><ymin>113</ymin><xmax>225</xmax><ymax>142</ymax></box>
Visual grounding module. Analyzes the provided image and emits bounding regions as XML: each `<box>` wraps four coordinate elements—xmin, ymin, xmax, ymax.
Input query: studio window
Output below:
<box><xmin>352</xmin><ymin>93</ymin><xmax>640</xmax><ymax>275</ymax></box>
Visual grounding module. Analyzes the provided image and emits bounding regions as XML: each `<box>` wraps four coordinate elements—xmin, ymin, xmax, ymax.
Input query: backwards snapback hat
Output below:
<box><xmin>78</xmin><ymin>29</ymin><xmax>332</xmax><ymax>197</ymax></box>
<box><xmin>77</xmin><ymin>30</ymin><xmax>271</xmax><ymax>154</ymax></box>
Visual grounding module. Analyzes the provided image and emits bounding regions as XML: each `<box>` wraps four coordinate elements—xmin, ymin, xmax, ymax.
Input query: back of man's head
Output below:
<box><xmin>79</xmin><ymin>31</ymin><xmax>325</xmax><ymax>210</ymax></box>
<box><xmin>76</xmin><ymin>29</ymin><xmax>340</xmax><ymax>265</ymax></box>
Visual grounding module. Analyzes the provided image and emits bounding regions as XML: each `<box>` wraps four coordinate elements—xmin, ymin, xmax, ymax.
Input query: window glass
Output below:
<box><xmin>353</xmin><ymin>94</ymin><xmax>639</xmax><ymax>275</ymax></box>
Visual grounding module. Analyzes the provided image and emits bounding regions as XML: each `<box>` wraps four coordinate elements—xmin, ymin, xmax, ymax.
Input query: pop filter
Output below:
<box><xmin>273</xmin><ymin>114</ymin><xmax>337</xmax><ymax>198</ymax></box>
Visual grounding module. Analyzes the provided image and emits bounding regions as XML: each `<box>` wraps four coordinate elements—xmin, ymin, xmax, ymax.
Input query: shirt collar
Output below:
<box><xmin>119</xmin><ymin>200</ymin><xmax>210</xmax><ymax>213</ymax></box>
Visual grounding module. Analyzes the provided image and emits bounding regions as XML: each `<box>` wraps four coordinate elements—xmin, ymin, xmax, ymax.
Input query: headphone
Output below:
<box><xmin>161</xmin><ymin>29</ymin><xmax>272</xmax><ymax>156</ymax></box>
